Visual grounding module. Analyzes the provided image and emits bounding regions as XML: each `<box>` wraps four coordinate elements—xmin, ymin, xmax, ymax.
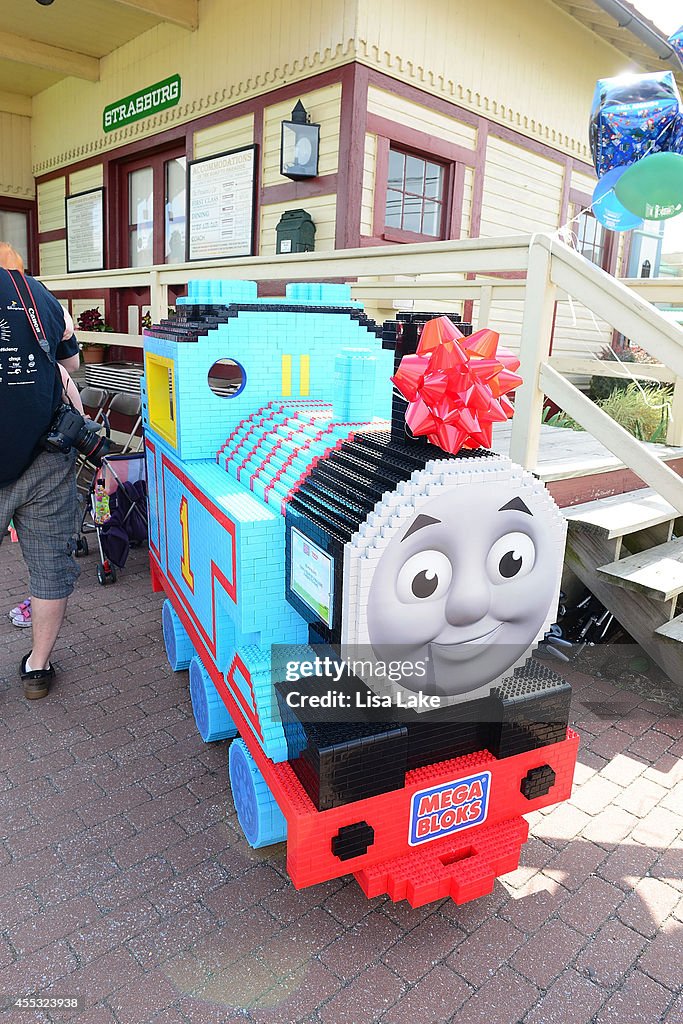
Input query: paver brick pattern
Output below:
<box><xmin>0</xmin><ymin>541</ymin><xmax>681</xmax><ymax>1024</ymax></box>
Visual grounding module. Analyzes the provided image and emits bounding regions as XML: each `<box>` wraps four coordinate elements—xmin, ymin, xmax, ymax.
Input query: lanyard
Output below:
<box><xmin>4</xmin><ymin>269</ymin><xmax>53</xmax><ymax>361</ymax></box>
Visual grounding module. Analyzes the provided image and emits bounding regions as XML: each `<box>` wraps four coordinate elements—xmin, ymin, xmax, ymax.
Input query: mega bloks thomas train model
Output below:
<box><xmin>142</xmin><ymin>281</ymin><xmax>578</xmax><ymax>908</ymax></box>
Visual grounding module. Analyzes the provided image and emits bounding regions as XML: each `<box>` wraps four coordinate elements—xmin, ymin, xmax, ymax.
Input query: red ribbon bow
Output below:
<box><xmin>391</xmin><ymin>315</ymin><xmax>523</xmax><ymax>454</ymax></box>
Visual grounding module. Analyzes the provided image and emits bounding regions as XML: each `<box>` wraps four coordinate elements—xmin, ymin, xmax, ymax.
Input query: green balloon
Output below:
<box><xmin>614</xmin><ymin>152</ymin><xmax>683</xmax><ymax>220</ymax></box>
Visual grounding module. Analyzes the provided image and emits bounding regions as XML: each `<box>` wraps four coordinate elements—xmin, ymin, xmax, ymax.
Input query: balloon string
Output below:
<box><xmin>550</xmin><ymin>136</ymin><xmax>676</xmax><ymax>414</ymax></box>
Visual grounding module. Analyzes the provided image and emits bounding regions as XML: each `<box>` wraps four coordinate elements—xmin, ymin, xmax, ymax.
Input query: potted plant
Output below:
<box><xmin>77</xmin><ymin>307</ymin><xmax>113</xmax><ymax>364</ymax></box>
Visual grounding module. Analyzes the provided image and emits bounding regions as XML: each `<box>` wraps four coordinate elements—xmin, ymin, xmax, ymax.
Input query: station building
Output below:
<box><xmin>0</xmin><ymin>0</ymin><xmax>679</xmax><ymax>351</ymax></box>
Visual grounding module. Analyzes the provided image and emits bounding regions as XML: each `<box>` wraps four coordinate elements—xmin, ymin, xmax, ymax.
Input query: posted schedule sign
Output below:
<box><xmin>187</xmin><ymin>146</ymin><xmax>256</xmax><ymax>261</ymax></box>
<box><xmin>65</xmin><ymin>188</ymin><xmax>105</xmax><ymax>273</ymax></box>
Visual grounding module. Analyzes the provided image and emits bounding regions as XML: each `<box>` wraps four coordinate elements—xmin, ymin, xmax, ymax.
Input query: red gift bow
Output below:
<box><xmin>391</xmin><ymin>315</ymin><xmax>523</xmax><ymax>454</ymax></box>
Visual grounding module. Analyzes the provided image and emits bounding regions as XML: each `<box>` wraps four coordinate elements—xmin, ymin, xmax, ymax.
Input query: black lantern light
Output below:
<box><xmin>280</xmin><ymin>100</ymin><xmax>320</xmax><ymax>180</ymax></box>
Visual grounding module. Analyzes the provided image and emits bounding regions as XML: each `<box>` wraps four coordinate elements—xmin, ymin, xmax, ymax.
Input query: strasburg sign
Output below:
<box><xmin>103</xmin><ymin>75</ymin><xmax>181</xmax><ymax>133</ymax></box>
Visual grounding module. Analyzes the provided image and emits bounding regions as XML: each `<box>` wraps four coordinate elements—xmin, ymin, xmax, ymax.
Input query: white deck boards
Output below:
<box><xmin>597</xmin><ymin>537</ymin><xmax>683</xmax><ymax>602</ymax></box>
<box><xmin>563</xmin><ymin>488</ymin><xmax>679</xmax><ymax>538</ymax></box>
<box><xmin>490</xmin><ymin>422</ymin><xmax>683</xmax><ymax>482</ymax></box>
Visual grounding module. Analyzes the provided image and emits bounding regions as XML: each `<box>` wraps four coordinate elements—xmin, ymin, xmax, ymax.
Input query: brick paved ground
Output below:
<box><xmin>0</xmin><ymin>539</ymin><xmax>681</xmax><ymax>1024</ymax></box>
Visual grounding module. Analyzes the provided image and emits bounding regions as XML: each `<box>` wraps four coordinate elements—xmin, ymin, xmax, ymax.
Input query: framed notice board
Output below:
<box><xmin>65</xmin><ymin>188</ymin><xmax>105</xmax><ymax>273</ymax></box>
<box><xmin>187</xmin><ymin>145</ymin><xmax>257</xmax><ymax>261</ymax></box>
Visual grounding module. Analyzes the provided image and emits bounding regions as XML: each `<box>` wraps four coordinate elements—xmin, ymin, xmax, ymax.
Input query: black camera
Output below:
<box><xmin>43</xmin><ymin>404</ymin><xmax>110</xmax><ymax>464</ymax></box>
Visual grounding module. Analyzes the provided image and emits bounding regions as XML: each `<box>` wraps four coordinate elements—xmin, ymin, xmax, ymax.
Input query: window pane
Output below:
<box><xmin>165</xmin><ymin>156</ymin><xmax>186</xmax><ymax>264</ymax></box>
<box><xmin>129</xmin><ymin>167</ymin><xmax>154</xmax><ymax>267</ymax></box>
<box><xmin>385</xmin><ymin>188</ymin><xmax>403</xmax><ymax>227</ymax></box>
<box><xmin>387</xmin><ymin>149</ymin><xmax>404</xmax><ymax>188</ymax></box>
<box><xmin>405</xmin><ymin>155</ymin><xmax>425</xmax><ymax>194</ymax></box>
<box><xmin>424</xmin><ymin>163</ymin><xmax>443</xmax><ymax>199</ymax></box>
<box><xmin>0</xmin><ymin>210</ymin><xmax>29</xmax><ymax>270</ymax></box>
<box><xmin>402</xmin><ymin>194</ymin><xmax>422</xmax><ymax>233</ymax></box>
<box><xmin>422</xmin><ymin>200</ymin><xmax>441</xmax><ymax>236</ymax></box>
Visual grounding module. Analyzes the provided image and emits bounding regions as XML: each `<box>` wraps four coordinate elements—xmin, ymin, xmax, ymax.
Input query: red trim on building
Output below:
<box><xmin>336</xmin><ymin>62</ymin><xmax>369</xmax><ymax>249</ymax></box>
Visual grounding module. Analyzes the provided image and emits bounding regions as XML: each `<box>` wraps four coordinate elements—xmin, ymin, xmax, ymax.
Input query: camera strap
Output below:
<box><xmin>5</xmin><ymin>269</ymin><xmax>53</xmax><ymax>361</ymax></box>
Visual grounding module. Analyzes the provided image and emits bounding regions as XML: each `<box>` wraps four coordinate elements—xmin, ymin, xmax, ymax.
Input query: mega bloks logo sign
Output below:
<box><xmin>409</xmin><ymin>771</ymin><xmax>491</xmax><ymax>845</ymax></box>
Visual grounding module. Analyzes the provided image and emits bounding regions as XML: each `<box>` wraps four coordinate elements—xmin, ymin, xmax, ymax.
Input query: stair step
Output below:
<box><xmin>597</xmin><ymin>537</ymin><xmax>683</xmax><ymax>602</ymax></box>
<box><xmin>565</xmin><ymin>488</ymin><xmax>678</xmax><ymax>540</ymax></box>
<box><xmin>655</xmin><ymin>614</ymin><xmax>683</xmax><ymax>641</ymax></box>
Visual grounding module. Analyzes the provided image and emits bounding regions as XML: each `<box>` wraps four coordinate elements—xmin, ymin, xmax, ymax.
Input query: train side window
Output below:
<box><xmin>145</xmin><ymin>352</ymin><xmax>177</xmax><ymax>447</ymax></box>
<box><xmin>207</xmin><ymin>359</ymin><xmax>246</xmax><ymax>398</ymax></box>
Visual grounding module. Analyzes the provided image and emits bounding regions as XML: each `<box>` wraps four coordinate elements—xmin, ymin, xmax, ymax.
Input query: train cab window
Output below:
<box><xmin>145</xmin><ymin>352</ymin><xmax>177</xmax><ymax>447</ymax></box>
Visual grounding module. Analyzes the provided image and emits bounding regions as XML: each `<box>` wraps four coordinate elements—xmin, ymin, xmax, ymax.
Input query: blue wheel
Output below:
<box><xmin>228</xmin><ymin>738</ymin><xmax>287</xmax><ymax>848</ymax></box>
<box><xmin>189</xmin><ymin>656</ymin><xmax>238</xmax><ymax>742</ymax></box>
<box><xmin>162</xmin><ymin>599</ymin><xmax>194</xmax><ymax>671</ymax></box>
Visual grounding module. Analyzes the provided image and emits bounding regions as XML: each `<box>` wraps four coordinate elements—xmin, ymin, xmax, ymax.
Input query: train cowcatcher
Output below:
<box><xmin>142</xmin><ymin>280</ymin><xmax>578</xmax><ymax>909</ymax></box>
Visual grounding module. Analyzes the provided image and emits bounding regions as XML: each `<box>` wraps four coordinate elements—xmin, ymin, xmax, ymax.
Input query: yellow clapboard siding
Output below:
<box><xmin>358</xmin><ymin>0</ymin><xmax>625</xmax><ymax>160</ymax></box>
<box><xmin>361</xmin><ymin>133</ymin><xmax>377</xmax><ymax>236</ymax></box>
<box><xmin>31</xmin><ymin>0</ymin><xmax>358</xmax><ymax>173</ymax></box>
<box><xmin>259</xmin><ymin>193</ymin><xmax>337</xmax><ymax>255</ymax></box>
<box><xmin>37</xmin><ymin>177</ymin><xmax>67</xmax><ymax>232</ymax></box>
<box><xmin>367</xmin><ymin>86</ymin><xmax>477</xmax><ymax>150</ymax></box>
<box><xmin>193</xmin><ymin>113</ymin><xmax>255</xmax><ymax>160</ymax></box>
<box><xmin>479</xmin><ymin>137</ymin><xmax>563</xmax><ymax>236</ymax></box>
<box><xmin>571</xmin><ymin>168</ymin><xmax>597</xmax><ymax>197</ymax></box>
<box><xmin>0</xmin><ymin>112</ymin><xmax>33</xmax><ymax>199</ymax></box>
<box><xmin>39</xmin><ymin>239</ymin><xmax>67</xmax><ymax>275</ymax></box>
<box><xmin>69</xmin><ymin>165</ymin><xmax>104</xmax><ymax>195</ymax></box>
<box><xmin>262</xmin><ymin>83</ymin><xmax>342</xmax><ymax>187</ymax></box>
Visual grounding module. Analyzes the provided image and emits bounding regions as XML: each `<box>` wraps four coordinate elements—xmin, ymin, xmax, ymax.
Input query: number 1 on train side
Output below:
<box><xmin>179</xmin><ymin>495</ymin><xmax>195</xmax><ymax>591</ymax></box>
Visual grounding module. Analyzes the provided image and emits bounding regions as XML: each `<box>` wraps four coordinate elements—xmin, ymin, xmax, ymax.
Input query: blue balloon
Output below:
<box><xmin>592</xmin><ymin>166</ymin><xmax>643</xmax><ymax>232</ymax></box>
<box><xmin>589</xmin><ymin>72</ymin><xmax>681</xmax><ymax>177</ymax></box>
<box><xmin>668</xmin><ymin>25</ymin><xmax>683</xmax><ymax>65</ymax></box>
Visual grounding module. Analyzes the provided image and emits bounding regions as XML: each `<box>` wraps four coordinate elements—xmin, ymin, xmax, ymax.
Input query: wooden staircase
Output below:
<box><xmin>564</xmin><ymin>488</ymin><xmax>683</xmax><ymax>696</ymax></box>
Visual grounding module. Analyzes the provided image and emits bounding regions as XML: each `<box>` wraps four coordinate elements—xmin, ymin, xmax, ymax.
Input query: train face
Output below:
<box><xmin>143</xmin><ymin>281</ymin><xmax>578</xmax><ymax>908</ymax></box>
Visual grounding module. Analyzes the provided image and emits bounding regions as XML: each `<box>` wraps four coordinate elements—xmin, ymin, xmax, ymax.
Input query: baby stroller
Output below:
<box><xmin>91</xmin><ymin>452</ymin><xmax>148</xmax><ymax>585</ymax></box>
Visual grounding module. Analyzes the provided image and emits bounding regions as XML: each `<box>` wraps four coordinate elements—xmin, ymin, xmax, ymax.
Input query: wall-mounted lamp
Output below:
<box><xmin>280</xmin><ymin>100</ymin><xmax>320</xmax><ymax>180</ymax></box>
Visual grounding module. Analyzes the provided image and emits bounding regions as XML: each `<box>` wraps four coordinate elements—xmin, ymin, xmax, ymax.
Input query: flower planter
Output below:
<box><xmin>82</xmin><ymin>346</ymin><xmax>105</xmax><ymax>364</ymax></box>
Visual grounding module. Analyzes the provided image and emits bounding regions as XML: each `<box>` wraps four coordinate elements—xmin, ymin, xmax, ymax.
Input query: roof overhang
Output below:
<box><xmin>0</xmin><ymin>0</ymin><xmax>198</xmax><ymax>114</ymax></box>
<box><xmin>550</xmin><ymin>0</ymin><xmax>681</xmax><ymax>75</ymax></box>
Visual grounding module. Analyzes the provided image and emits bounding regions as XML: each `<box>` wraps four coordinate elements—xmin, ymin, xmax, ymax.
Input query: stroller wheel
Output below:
<box><xmin>75</xmin><ymin>535</ymin><xmax>89</xmax><ymax>558</ymax></box>
<box><xmin>97</xmin><ymin>562</ymin><xmax>117</xmax><ymax>585</ymax></box>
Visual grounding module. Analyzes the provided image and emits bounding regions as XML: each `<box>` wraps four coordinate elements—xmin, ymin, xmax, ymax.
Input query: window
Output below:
<box><xmin>0</xmin><ymin>209</ymin><xmax>30</xmax><ymax>270</ymax></box>
<box><xmin>120</xmin><ymin>146</ymin><xmax>186</xmax><ymax>268</ymax></box>
<box><xmin>575</xmin><ymin>210</ymin><xmax>606</xmax><ymax>268</ymax></box>
<box><xmin>385</xmin><ymin>149</ymin><xmax>446</xmax><ymax>238</ymax></box>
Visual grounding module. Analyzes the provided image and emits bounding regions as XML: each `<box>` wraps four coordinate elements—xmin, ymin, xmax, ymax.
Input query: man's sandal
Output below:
<box><xmin>20</xmin><ymin>653</ymin><xmax>55</xmax><ymax>700</ymax></box>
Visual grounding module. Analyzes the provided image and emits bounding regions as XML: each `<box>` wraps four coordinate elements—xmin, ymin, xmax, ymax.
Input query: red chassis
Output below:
<box><xmin>151</xmin><ymin>554</ymin><xmax>578</xmax><ymax>908</ymax></box>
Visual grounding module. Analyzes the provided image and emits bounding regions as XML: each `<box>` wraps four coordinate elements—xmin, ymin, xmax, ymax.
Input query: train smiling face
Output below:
<box><xmin>343</xmin><ymin>457</ymin><xmax>567</xmax><ymax>705</ymax></box>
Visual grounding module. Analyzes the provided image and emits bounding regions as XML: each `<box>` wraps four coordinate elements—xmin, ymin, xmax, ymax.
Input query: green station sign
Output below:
<box><xmin>103</xmin><ymin>74</ymin><xmax>181</xmax><ymax>133</ymax></box>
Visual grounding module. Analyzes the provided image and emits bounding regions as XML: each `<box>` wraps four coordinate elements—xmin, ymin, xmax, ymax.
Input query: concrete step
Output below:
<box><xmin>597</xmin><ymin>536</ymin><xmax>683</xmax><ymax>602</ymax></box>
<box><xmin>565</xmin><ymin>488</ymin><xmax>678</xmax><ymax>540</ymax></box>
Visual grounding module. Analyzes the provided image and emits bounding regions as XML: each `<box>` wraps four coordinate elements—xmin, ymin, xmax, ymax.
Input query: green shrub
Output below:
<box><xmin>543</xmin><ymin>381</ymin><xmax>672</xmax><ymax>443</ymax></box>
<box><xmin>598</xmin><ymin>382</ymin><xmax>671</xmax><ymax>442</ymax></box>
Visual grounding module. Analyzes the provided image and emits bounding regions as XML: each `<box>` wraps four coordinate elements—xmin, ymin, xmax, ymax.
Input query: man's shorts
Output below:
<box><xmin>0</xmin><ymin>450</ymin><xmax>80</xmax><ymax>600</ymax></box>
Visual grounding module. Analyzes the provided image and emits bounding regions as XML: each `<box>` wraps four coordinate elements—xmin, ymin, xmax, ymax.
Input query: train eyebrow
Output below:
<box><xmin>402</xmin><ymin>514</ymin><xmax>441</xmax><ymax>541</ymax></box>
<box><xmin>499</xmin><ymin>496</ymin><xmax>533</xmax><ymax>516</ymax></box>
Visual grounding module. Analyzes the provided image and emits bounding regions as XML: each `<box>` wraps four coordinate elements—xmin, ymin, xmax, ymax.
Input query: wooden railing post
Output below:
<box><xmin>509</xmin><ymin>239</ymin><xmax>557</xmax><ymax>470</ymax></box>
<box><xmin>150</xmin><ymin>270</ymin><xmax>169</xmax><ymax>325</ymax></box>
<box><xmin>478</xmin><ymin>284</ymin><xmax>493</xmax><ymax>328</ymax></box>
<box><xmin>667</xmin><ymin>375</ymin><xmax>683</xmax><ymax>446</ymax></box>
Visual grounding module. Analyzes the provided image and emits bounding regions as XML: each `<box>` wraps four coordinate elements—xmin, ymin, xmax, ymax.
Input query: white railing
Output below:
<box><xmin>41</xmin><ymin>233</ymin><xmax>683</xmax><ymax>511</ymax></box>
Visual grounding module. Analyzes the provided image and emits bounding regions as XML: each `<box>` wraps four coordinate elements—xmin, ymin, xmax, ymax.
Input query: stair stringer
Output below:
<box><xmin>565</xmin><ymin>524</ymin><xmax>683</xmax><ymax>697</ymax></box>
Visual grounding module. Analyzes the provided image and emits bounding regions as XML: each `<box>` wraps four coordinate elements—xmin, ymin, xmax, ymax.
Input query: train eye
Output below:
<box><xmin>486</xmin><ymin>532</ymin><xmax>535</xmax><ymax>583</ymax></box>
<box><xmin>396</xmin><ymin>551</ymin><xmax>452</xmax><ymax>603</ymax></box>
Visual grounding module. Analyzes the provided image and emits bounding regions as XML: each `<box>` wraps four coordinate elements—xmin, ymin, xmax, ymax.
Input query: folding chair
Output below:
<box><xmin>106</xmin><ymin>392</ymin><xmax>143</xmax><ymax>454</ymax></box>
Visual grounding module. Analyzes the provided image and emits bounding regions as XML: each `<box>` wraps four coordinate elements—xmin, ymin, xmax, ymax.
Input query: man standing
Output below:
<box><xmin>0</xmin><ymin>243</ymin><xmax>82</xmax><ymax>699</ymax></box>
